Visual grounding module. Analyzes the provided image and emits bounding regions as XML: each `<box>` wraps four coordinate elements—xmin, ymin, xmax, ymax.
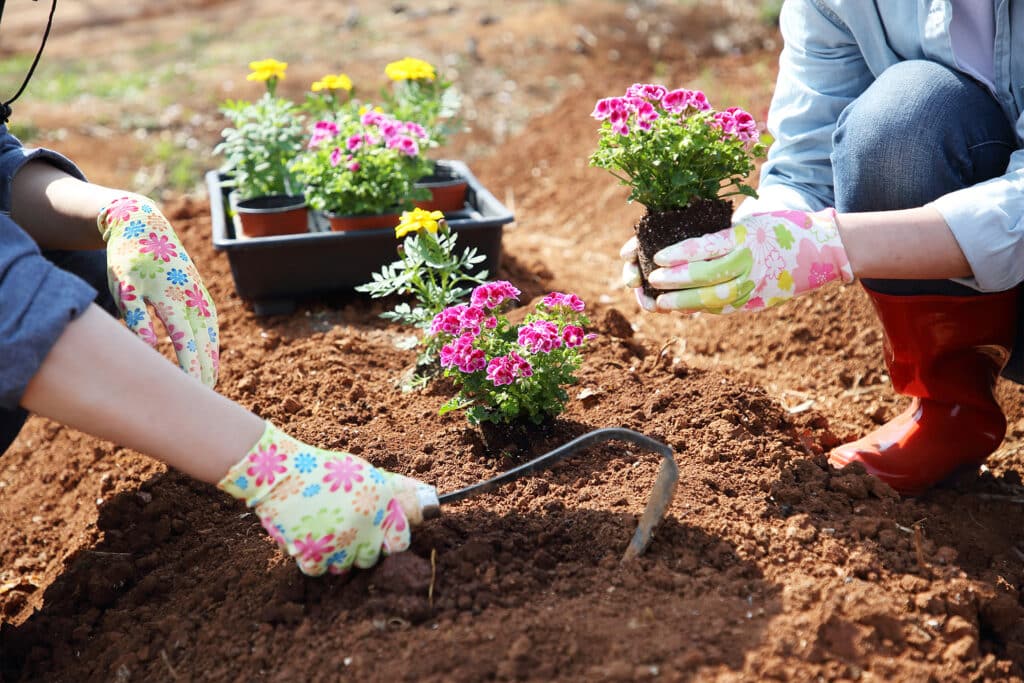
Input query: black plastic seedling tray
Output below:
<box><xmin>208</xmin><ymin>160</ymin><xmax>513</xmax><ymax>316</ymax></box>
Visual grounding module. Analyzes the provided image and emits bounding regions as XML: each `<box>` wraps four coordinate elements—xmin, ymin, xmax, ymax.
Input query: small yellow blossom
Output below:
<box><xmin>247</xmin><ymin>58</ymin><xmax>288</xmax><ymax>83</ymax></box>
<box><xmin>358</xmin><ymin>104</ymin><xmax>384</xmax><ymax>116</ymax></box>
<box><xmin>385</xmin><ymin>57</ymin><xmax>436</xmax><ymax>82</ymax></box>
<box><xmin>312</xmin><ymin>73</ymin><xmax>353</xmax><ymax>92</ymax></box>
<box><xmin>395</xmin><ymin>208</ymin><xmax>445</xmax><ymax>238</ymax></box>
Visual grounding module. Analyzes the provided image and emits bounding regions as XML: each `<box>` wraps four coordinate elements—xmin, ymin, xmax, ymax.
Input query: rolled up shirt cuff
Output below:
<box><xmin>931</xmin><ymin>184</ymin><xmax>1024</xmax><ymax>293</ymax></box>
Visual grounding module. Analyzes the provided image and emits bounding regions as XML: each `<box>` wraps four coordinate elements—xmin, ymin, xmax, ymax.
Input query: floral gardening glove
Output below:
<box><xmin>98</xmin><ymin>195</ymin><xmax>219</xmax><ymax>387</ymax></box>
<box><xmin>626</xmin><ymin>209</ymin><xmax>853</xmax><ymax>313</ymax></box>
<box><xmin>218</xmin><ymin>421</ymin><xmax>416</xmax><ymax>576</ymax></box>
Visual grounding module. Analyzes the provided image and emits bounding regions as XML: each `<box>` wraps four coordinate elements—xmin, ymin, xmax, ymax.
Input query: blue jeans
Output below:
<box><xmin>830</xmin><ymin>59</ymin><xmax>1024</xmax><ymax>382</ymax></box>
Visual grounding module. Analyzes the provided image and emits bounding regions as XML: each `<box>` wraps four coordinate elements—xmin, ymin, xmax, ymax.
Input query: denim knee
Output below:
<box><xmin>832</xmin><ymin>60</ymin><xmax>1015</xmax><ymax>213</ymax></box>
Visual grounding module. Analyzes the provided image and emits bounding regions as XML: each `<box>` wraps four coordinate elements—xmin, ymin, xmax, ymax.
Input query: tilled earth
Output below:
<box><xmin>3</xmin><ymin>2</ymin><xmax>1024</xmax><ymax>681</ymax></box>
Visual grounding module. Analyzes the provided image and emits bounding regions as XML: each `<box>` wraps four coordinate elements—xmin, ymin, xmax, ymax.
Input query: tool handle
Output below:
<box><xmin>391</xmin><ymin>474</ymin><xmax>441</xmax><ymax>526</ymax></box>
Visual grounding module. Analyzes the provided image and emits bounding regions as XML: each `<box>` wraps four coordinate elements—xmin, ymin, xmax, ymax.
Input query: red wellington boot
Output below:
<box><xmin>828</xmin><ymin>286</ymin><xmax>1019</xmax><ymax>496</ymax></box>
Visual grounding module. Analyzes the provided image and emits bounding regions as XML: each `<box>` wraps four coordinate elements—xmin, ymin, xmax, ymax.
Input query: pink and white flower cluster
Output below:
<box><xmin>590</xmin><ymin>81</ymin><xmax>766</xmax><ymax>211</ymax></box>
<box><xmin>429</xmin><ymin>280</ymin><xmax>593</xmax><ymax>424</ymax></box>
<box><xmin>591</xmin><ymin>82</ymin><xmax>757</xmax><ymax>143</ymax></box>
<box><xmin>308</xmin><ymin>111</ymin><xmax>429</xmax><ymax>171</ymax></box>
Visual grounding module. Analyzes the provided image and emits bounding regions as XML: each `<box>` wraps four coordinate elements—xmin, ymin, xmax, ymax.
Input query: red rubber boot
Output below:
<box><xmin>828</xmin><ymin>286</ymin><xmax>1018</xmax><ymax>496</ymax></box>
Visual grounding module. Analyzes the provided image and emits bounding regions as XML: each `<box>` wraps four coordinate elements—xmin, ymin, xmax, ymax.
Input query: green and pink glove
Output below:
<box><xmin>217</xmin><ymin>422</ymin><xmax>422</xmax><ymax>576</ymax></box>
<box><xmin>98</xmin><ymin>195</ymin><xmax>219</xmax><ymax>387</ymax></box>
<box><xmin>623</xmin><ymin>209</ymin><xmax>853</xmax><ymax>313</ymax></box>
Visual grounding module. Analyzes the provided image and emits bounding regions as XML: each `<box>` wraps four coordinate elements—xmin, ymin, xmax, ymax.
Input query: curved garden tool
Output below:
<box><xmin>401</xmin><ymin>428</ymin><xmax>679</xmax><ymax>561</ymax></box>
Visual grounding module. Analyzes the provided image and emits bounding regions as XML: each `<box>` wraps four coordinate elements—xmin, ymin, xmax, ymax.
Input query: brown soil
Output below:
<box><xmin>4</xmin><ymin>2</ymin><xmax>1024</xmax><ymax>682</ymax></box>
<box><xmin>635</xmin><ymin>199</ymin><xmax>734</xmax><ymax>297</ymax></box>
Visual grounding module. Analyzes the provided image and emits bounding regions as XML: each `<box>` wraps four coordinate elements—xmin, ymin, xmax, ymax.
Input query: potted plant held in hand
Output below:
<box><xmin>589</xmin><ymin>84</ymin><xmax>766</xmax><ymax>296</ymax></box>
<box><xmin>289</xmin><ymin>108</ymin><xmax>433</xmax><ymax>231</ymax></box>
<box><xmin>215</xmin><ymin>59</ymin><xmax>309</xmax><ymax>237</ymax></box>
<box><xmin>382</xmin><ymin>57</ymin><xmax>467</xmax><ymax>213</ymax></box>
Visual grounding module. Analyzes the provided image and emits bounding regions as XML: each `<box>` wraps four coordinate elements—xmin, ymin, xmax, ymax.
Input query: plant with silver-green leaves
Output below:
<box><xmin>215</xmin><ymin>59</ymin><xmax>306</xmax><ymax>199</ymax></box>
<box><xmin>356</xmin><ymin>208</ymin><xmax>487</xmax><ymax>387</ymax></box>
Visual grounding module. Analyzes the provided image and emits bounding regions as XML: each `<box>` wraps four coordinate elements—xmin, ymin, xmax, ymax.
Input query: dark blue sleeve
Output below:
<box><xmin>0</xmin><ymin>214</ymin><xmax>98</xmax><ymax>409</ymax></box>
<box><xmin>0</xmin><ymin>125</ymin><xmax>87</xmax><ymax>214</ymax></box>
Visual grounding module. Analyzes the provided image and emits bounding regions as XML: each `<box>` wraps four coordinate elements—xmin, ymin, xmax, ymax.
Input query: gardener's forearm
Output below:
<box><xmin>10</xmin><ymin>161</ymin><xmax>122</xmax><ymax>250</ymax></box>
<box><xmin>836</xmin><ymin>206</ymin><xmax>972</xmax><ymax>281</ymax></box>
<box><xmin>20</xmin><ymin>305</ymin><xmax>264</xmax><ymax>483</ymax></box>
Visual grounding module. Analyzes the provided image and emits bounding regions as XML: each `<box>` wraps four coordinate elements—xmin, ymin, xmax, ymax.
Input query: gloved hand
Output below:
<box><xmin>621</xmin><ymin>208</ymin><xmax>853</xmax><ymax>313</ymax></box>
<box><xmin>98</xmin><ymin>194</ymin><xmax>219</xmax><ymax>387</ymax></box>
<box><xmin>218</xmin><ymin>421</ymin><xmax>421</xmax><ymax>576</ymax></box>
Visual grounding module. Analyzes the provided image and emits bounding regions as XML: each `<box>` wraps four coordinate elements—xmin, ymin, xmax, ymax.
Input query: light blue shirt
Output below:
<box><xmin>737</xmin><ymin>0</ymin><xmax>1024</xmax><ymax>292</ymax></box>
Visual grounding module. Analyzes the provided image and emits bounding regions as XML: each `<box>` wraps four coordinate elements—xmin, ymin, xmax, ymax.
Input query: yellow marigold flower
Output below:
<box><xmin>312</xmin><ymin>73</ymin><xmax>353</xmax><ymax>92</ymax></box>
<box><xmin>247</xmin><ymin>58</ymin><xmax>288</xmax><ymax>82</ymax></box>
<box><xmin>385</xmin><ymin>57</ymin><xmax>436</xmax><ymax>82</ymax></box>
<box><xmin>395</xmin><ymin>208</ymin><xmax>445</xmax><ymax>238</ymax></box>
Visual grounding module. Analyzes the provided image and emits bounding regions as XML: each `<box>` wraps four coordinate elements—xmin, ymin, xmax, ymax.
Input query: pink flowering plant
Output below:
<box><xmin>289</xmin><ymin>108</ymin><xmax>433</xmax><ymax>216</ymax></box>
<box><xmin>588</xmin><ymin>83</ymin><xmax>766</xmax><ymax>210</ymax></box>
<box><xmin>431</xmin><ymin>281</ymin><xmax>593</xmax><ymax>425</ymax></box>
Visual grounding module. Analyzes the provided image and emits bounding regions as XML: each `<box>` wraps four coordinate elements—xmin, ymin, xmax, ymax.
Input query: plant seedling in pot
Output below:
<box><xmin>215</xmin><ymin>58</ymin><xmax>306</xmax><ymax>202</ymax></box>
<box><xmin>289</xmin><ymin>107</ymin><xmax>433</xmax><ymax>225</ymax></box>
<box><xmin>381</xmin><ymin>57</ymin><xmax>462</xmax><ymax>152</ymax></box>
<box><xmin>381</xmin><ymin>57</ymin><xmax>468</xmax><ymax>213</ymax></box>
<box><xmin>589</xmin><ymin>84</ymin><xmax>766</xmax><ymax>297</ymax></box>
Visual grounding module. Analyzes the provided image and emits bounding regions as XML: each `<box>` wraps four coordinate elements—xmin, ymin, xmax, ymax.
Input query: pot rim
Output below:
<box><xmin>322</xmin><ymin>208</ymin><xmax>404</xmax><ymax>219</ymax></box>
<box><xmin>234</xmin><ymin>194</ymin><xmax>307</xmax><ymax>213</ymax></box>
<box><xmin>416</xmin><ymin>176</ymin><xmax>468</xmax><ymax>189</ymax></box>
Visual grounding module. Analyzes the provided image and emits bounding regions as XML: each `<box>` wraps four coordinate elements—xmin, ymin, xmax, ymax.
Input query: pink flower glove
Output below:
<box><xmin>637</xmin><ymin>209</ymin><xmax>853</xmax><ymax>313</ymax></box>
<box><xmin>98</xmin><ymin>195</ymin><xmax>219</xmax><ymax>387</ymax></box>
<box><xmin>218</xmin><ymin>422</ymin><xmax>415</xmax><ymax>576</ymax></box>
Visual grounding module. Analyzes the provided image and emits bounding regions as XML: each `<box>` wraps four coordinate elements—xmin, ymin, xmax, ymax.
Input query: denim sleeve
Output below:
<box><xmin>0</xmin><ymin>214</ymin><xmax>98</xmax><ymax>409</ymax></box>
<box><xmin>747</xmin><ymin>0</ymin><xmax>877</xmax><ymax>215</ymax></box>
<box><xmin>0</xmin><ymin>126</ymin><xmax>86</xmax><ymax>214</ymax></box>
<box><xmin>931</xmin><ymin>143</ymin><xmax>1024</xmax><ymax>292</ymax></box>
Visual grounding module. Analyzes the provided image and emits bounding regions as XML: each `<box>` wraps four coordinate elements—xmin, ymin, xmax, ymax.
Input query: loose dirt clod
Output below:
<box><xmin>372</xmin><ymin>553</ymin><xmax>433</xmax><ymax>594</ymax></box>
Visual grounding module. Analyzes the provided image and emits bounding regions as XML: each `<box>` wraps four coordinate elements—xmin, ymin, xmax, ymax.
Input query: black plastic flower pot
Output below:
<box><xmin>209</xmin><ymin>160</ymin><xmax>514</xmax><ymax>316</ymax></box>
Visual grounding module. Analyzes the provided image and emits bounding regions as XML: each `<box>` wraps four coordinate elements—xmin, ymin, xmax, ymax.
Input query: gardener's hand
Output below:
<box><xmin>98</xmin><ymin>194</ymin><xmax>219</xmax><ymax>387</ymax></box>
<box><xmin>618</xmin><ymin>235</ymin><xmax>659</xmax><ymax>312</ymax></box>
<box><xmin>630</xmin><ymin>209</ymin><xmax>853</xmax><ymax>314</ymax></box>
<box><xmin>218</xmin><ymin>422</ymin><xmax>418</xmax><ymax>576</ymax></box>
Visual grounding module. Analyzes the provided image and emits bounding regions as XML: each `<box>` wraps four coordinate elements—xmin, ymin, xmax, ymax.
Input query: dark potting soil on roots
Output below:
<box><xmin>635</xmin><ymin>198</ymin><xmax>733</xmax><ymax>298</ymax></box>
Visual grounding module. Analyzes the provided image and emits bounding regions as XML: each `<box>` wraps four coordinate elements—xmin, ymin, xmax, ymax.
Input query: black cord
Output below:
<box><xmin>1</xmin><ymin>0</ymin><xmax>57</xmax><ymax>125</ymax></box>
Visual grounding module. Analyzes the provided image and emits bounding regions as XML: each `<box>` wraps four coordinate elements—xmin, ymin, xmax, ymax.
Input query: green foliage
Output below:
<box><xmin>382</xmin><ymin>75</ymin><xmax>463</xmax><ymax>150</ymax></box>
<box><xmin>434</xmin><ymin>293</ymin><xmax>591</xmax><ymax>426</ymax></box>
<box><xmin>6</xmin><ymin>121</ymin><xmax>39</xmax><ymax>142</ymax></box>
<box><xmin>589</xmin><ymin>86</ymin><xmax>766</xmax><ymax>212</ymax></box>
<box><xmin>759</xmin><ymin>0</ymin><xmax>784</xmax><ymax>25</ymax></box>
<box><xmin>146</xmin><ymin>138</ymin><xmax>204</xmax><ymax>193</ymax></box>
<box><xmin>214</xmin><ymin>93</ymin><xmax>306</xmax><ymax>199</ymax></box>
<box><xmin>288</xmin><ymin>111</ymin><xmax>432</xmax><ymax>216</ymax></box>
<box><xmin>356</xmin><ymin>215</ymin><xmax>488</xmax><ymax>376</ymax></box>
